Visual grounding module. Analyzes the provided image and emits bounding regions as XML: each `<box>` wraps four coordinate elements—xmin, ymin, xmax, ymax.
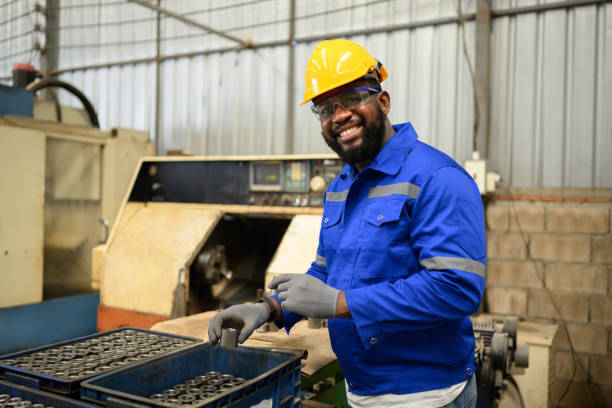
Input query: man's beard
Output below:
<box><xmin>322</xmin><ymin>105</ymin><xmax>386</xmax><ymax>166</ymax></box>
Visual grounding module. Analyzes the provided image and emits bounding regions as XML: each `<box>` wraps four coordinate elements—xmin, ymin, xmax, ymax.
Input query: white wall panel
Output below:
<box><xmin>539</xmin><ymin>9</ymin><xmax>566</xmax><ymax>187</ymax></box>
<box><xmin>569</xmin><ymin>6</ymin><xmax>597</xmax><ymax>187</ymax></box>
<box><xmin>59</xmin><ymin>62</ymin><xmax>156</xmax><ymax>133</ymax></box>
<box><xmin>596</xmin><ymin>5</ymin><xmax>612</xmax><ymax>187</ymax></box>
<box><xmin>489</xmin><ymin>2</ymin><xmax>610</xmax><ymax>188</ymax></box>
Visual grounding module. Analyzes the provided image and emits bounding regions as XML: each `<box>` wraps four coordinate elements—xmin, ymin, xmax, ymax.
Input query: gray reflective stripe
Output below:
<box><xmin>315</xmin><ymin>254</ymin><xmax>327</xmax><ymax>267</ymax></box>
<box><xmin>368</xmin><ymin>182</ymin><xmax>420</xmax><ymax>199</ymax></box>
<box><xmin>421</xmin><ymin>256</ymin><xmax>485</xmax><ymax>278</ymax></box>
<box><xmin>326</xmin><ymin>190</ymin><xmax>349</xmax><ymax>202</ymax></box>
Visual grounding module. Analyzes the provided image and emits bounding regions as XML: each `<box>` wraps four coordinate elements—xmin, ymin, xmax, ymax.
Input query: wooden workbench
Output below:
<box><xmin>151</xmin><ymin>311</ymin><xmax>337</xmax><ymax>377</ymax></box>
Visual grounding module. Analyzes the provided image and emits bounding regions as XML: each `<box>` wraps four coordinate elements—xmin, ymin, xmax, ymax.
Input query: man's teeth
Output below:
<box><xmin>340</xmin><ymin>126</ymin><xmax>360</xmax><ymax>137</ymax></box>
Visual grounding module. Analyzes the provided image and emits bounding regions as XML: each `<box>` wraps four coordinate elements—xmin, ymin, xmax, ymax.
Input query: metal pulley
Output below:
<box><xmin>473</xmin><ymin>316</ymin><xmax>530</xmax><ymax>408</ymax></box>
<box><xmin>193</xmin><ymin>245</ymin><xmax>233</xmax><ymax>284</ymax></box>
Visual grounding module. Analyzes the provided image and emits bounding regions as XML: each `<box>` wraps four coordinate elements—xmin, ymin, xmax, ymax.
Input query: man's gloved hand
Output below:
<box><xmin>208</xmin><ymin>303</ymin><xmax>269</xmax><ymax>345</ymax></box>
<box><xmin>268</xmin><ymin>274</ymin><xmax>340</xmax><ymax>319</ymax></box>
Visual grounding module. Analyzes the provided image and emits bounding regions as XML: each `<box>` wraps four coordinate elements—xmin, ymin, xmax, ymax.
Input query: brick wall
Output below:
<box><xmin>484</xmin><ymin>190</ymin><xmax>612</xmax><ymax>407</ymax></box>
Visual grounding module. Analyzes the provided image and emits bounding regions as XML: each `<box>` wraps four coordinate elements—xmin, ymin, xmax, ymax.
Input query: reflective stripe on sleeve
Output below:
<box><xmin>420</xmin><ymin>256</ymin><xmax>485</xmax><ymax>278</ymax></box>
<box><xmin>315</xmin><ymin>254</ymin><xmax>327</xmax><ymax>267</ymax></box>
<box><xmin>326</xmin><ymin>190</ymin><xmax>349</xmax><ymax>202</ymax></box>
<box><xmin>368</xmin><ymin>182</ymin><xmax>420</xmax><ymax>199</ymax></box>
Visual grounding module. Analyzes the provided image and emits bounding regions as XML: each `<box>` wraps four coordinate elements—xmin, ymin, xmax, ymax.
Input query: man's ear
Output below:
<box><xmin>377</xmin><ymin>91</ymin><xmax>390</xmax><ymax>115</ymax></box>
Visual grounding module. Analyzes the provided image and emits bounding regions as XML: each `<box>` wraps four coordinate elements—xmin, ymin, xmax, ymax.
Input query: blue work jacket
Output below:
<box><xmin>278</xmin><ymin>122</ymin><xmax>486</xmax><ymax>396</ymax></box>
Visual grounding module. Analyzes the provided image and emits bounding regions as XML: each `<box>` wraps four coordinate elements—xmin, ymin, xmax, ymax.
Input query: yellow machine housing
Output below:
<box><xmin>0</xmin><ymin>115</ymin><xmax>155</xmax><ymax>308</ymax></box>
<box><xmin>95</xmin><ymin>154</ymin><xmax>345</xmax><ymax>327</ymax></box>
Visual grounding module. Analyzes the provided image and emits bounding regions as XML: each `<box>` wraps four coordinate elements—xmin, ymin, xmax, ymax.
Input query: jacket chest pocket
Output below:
<box><xmin>355</xmin><ymin>198</ymin><xmax>412</xmax><ymax>280</ymax></box>
<box><xmin>359</xmin><ymin>198</ymin><xmax>408</xmax><ymax>246</ymax></box>
<box><xmin>321</xmin><ymin>203</ymin><xmax>344</xmax><ymax>251</ymax></box>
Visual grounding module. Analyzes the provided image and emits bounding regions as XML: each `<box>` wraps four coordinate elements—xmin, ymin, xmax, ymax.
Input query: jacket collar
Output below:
<box><xmin>340</xmin><ymin>122</ymin><xmax>418</xmax><ymax>179</ymax></box>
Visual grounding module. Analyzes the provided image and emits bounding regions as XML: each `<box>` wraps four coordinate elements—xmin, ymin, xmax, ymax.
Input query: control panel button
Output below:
<box><xmin>310</xmin><ymin>176</ymin><xmax>326</xmax><ymax>192</ymax></box>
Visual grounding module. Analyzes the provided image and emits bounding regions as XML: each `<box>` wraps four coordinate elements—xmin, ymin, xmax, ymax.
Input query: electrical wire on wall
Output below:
<box><xmin>39</xmin><ymin>0</ymin><xmax>390</xmax><ymax>52</ymax></box>
<box><xmin>456</xmin><ymin>0</ymin><xmax>480</xmax><ymax>153</ymax></box>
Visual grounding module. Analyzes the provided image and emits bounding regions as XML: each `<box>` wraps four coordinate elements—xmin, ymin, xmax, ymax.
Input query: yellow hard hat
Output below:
<box><xmin>300</xmin><ymin>39</ymin><xmax>388</xmax><ymax>105</ymax></box>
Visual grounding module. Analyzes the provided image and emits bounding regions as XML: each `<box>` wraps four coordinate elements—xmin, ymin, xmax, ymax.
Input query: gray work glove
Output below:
<box><xmin>208</xmin><ymin>303</ymin><xmax>268</xmax><ymax>345</ymax></box>
<box><xmin>268</xmin><ymin>274</ymin><xmax>340</xmax><ymax>319</ymax></box>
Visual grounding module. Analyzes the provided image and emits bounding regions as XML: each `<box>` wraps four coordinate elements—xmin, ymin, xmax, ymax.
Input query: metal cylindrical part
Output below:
<box><xmin>307</xmin><ymin>318</ymin><xmax>322</xmax><ymax>329</ymax></box>
<box><xmin>219</xmin><ymin>374</ymin><xmax>233</xmax><ymax>382</ymax></box>
<box><xmin>514</xmin><ymin>345</ymin><xmax>530</xmax><ymax>368</ymax></box>
<box><xmin>186</xmin><ymin>387</ymin><xmax>202</xmax><ymax>396</ymax></box>
<box><xmin>12</xmin><ymin>64</ymin><xmax>36</xmax><ymax>88</ymax></box>
<box><xmin>172</xmin><ymin>384</ymin><xmax>187</xmax><ymax>393</ymax></box>
<box><xmin>185</xmin><ymin>378</ymin><xmax>202</xmax><ymax>387</ymax></box>
<box><xmin>207</xmin><ymin>379</ymin><xmax>223</xmax><ymax>387</ymax></box>
<box><xmin>199</xmin><ymin>385</ymin><xmax>217</xmax><ymax>393</ymax></box>
<box><xmin>162</xmin><ymin>389</ymin><xmax>179</xmax><ymax>397</ymax></box>
<box><xmin>220</xmin><ymin>328</ymin><xmax>239</xmax><ymax>348</ymax></box>
<box><xmin>178</xmin><ymin>394</ymin><xmax>196</xmax><ymax>403</ymax></box>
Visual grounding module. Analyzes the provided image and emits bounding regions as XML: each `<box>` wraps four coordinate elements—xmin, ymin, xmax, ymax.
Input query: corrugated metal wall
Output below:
<box><xmin>490</xmin><ymin>1</ymin><xmax>612</xmax><ymax>187</ymax></box>
<box><xmin>0</xmin><ymin>0</ymin><xmax>43</xmax><ymax>79</ymax></box>
<box><xmin>56</xmin><ymin>0</ymin><xmax>478</xmax><ymax>160</ymax></box>
<box><xmin>2</xmin><ymin>1</ymin><xmax>610</xmax><ymax>187</ymax></box>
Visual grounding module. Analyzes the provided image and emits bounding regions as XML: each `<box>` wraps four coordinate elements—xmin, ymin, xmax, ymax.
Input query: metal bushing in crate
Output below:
<box><xmin>0</xmin><ymin>328</ymin><xmax>200</xmax><ymax>395</ymax></box>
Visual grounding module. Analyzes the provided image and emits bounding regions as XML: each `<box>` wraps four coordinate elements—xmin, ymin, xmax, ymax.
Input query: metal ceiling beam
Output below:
<box><xmin>29</xmin><ymin>0</ymin><xmax>604</xmax><ymax>80</ymax></box>
<box><xmin>126</xmin><ymin>0</ymin><xmax>250</xmax><ymax>48</ymax></box>
<box><xmin>285</xmin><ymin>0</ymin><xmax>296</xmax><ymax>154</ymax></box>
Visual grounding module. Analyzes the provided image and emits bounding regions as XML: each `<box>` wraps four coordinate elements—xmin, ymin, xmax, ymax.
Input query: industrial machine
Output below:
<box><xmin>96</xmin><ymin>155</ymin><xmax>343</xmax><ymax>328</ymax></box>
<box><xmin>473</xmin><ymin>316</ymin><xmax>530</xmax><ymax>408</ymax></box>
<box><xmin>0</xmin><ymin>110</ymin><xmax>154</xmax><ymax>308</ymax></box>
<box><xmin>0</xmin><ymin>71</ymin><xmax>155</xmax><ymax>353</ymax></box>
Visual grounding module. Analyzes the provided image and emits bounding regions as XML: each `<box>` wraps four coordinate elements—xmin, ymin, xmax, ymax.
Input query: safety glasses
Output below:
<box><xmin>311</xmin><ymin>87</ymin><xmax>380</xmax><ymax>122</ymax></box>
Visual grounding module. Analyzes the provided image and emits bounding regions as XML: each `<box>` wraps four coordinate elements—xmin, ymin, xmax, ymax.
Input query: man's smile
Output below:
<box><xmin>334</xmin><ymin>124</ymin><xmax>363</xmax><ymax>148</ymax></box>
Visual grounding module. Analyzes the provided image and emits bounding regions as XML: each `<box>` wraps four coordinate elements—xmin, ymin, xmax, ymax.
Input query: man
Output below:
<box><xmin>209</xmin><ymin>39</ymin><xmax>485</xmax><ymax>408</ymax></box>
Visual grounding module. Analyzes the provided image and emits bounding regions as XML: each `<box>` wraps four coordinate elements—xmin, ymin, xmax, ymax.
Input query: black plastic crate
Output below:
<box><xmin>0</xmin><ymin>379</ymin><xmax>96</xmax><ymax>407</ymax></box>
<box><xmin>81</xmin><ymin>343</ymin><xmax>302</xmax><ymax>408</ymax></box>
<box><xmin>0</xmin><ymin>327</ymin><xmax>200</xmax><ymax>395</ymax></box>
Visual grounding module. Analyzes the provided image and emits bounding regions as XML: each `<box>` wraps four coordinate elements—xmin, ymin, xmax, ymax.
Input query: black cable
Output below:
<box><xmin>44</xmin><ymin>0</ymin><xmax>389</xmax><ymax>33</ymax></box>
<box><xmin>505</xmin><ymin>374</ymin><xmax>526</xmax><ymax>408</ymax></box>
<box><xmin>0</xmin><ymin>28</ymin><xmax>39</xmax><ymax>45</ymax></box>
<box><xmin>182</xmin><ymin>0</ymin><xmax>274</xmax><ymax>17</ymax></box>
<box><xmin>46</xmin><ymin>37</ymin><xmax>156</xmax><ymax>50</ymax></box>
<box><xmin>0</xmin><ymin>9</ymin><xmax>36</xmax><ymax>27</ymax></box>
<box><xmin>456</xmin><ymin>0</ymin><xmax>480</xmax><ymax>153</ymax></box>
<box><xmin>43</xmin><ymin>0</ymin><xmax>274</xmax><ymax>31</ymax></box>
<box><xmin>0</xmin><ymin>48</ymin><xmax>35</xmax><ymax>62</ymax></box>
<box><xmin>46</xmin><ymin>15</ymin><xmax>154</xmax><ymax>31</ymax></box>
<box><xmin>43</xmin><ymin>0</ymin><xmax>391</xmax><ymax>51</ymax></box>
<box><xmin>57</xmin><ymin>0</ymin><xmax>126</xmax><ymax>10</ymax></box>
<box><xmin>0</xmin><ymin>0</ymin><xmax>21</xmax><ymax>9</ymax></box>
<box><xmin>26</xmin><ymin>79</ymin><xmax>100</xmax><ymax>128</ymax></box>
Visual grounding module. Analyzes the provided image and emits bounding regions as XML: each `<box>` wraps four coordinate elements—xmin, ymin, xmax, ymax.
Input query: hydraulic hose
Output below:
<box><xmin>26</xmin><ymin>78</ymin><xmax>100</xmax><ymax>128</ymax></box>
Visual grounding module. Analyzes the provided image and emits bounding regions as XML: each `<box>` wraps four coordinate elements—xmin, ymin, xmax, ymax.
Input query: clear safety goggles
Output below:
<box><xmin>311</xmin><ymin>87</ymin><xmax>380</xmax><ymax>122</ymax></box>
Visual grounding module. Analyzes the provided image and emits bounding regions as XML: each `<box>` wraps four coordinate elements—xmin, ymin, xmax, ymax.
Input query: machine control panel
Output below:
<box><xmin>128</xmin><ymin>156</ymin><xmax>344</xmax><ymax>208</ymax></box>
<box><xmin>248</xmin><ymin>159</ymin><xmax>342</xmax><ymax>207</ymax></box>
